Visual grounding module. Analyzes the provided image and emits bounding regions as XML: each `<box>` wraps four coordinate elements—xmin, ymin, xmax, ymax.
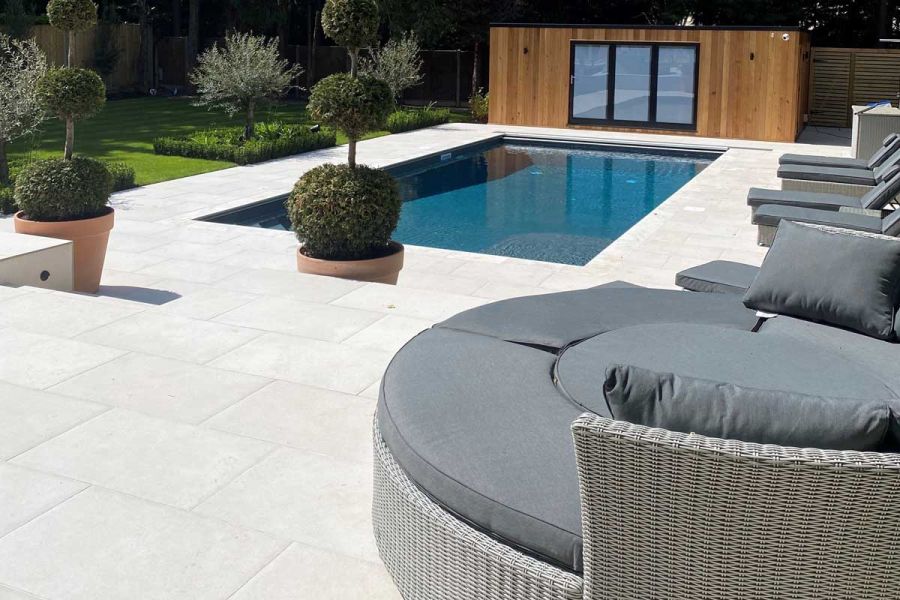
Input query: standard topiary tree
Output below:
<box><xmin>306</xmin><ymin>73</ymin><xmax>392</xmax><ymax>167</ymax></box>
<box><xmin>287</xmin><ymin>163</ymin><xmax>400</xmax><ymax>260</ymax></box>
<box><xmin>14</xmin><ymin>156</ymin><xmax>111</xmax><ymax>221</ymax></box>
<box><xmin>0</xmin><ymin>33</ymin><xmax>47</xmax><ymax>185</ymax></box>
<box><xmin>321</xmin><ymin>0</ymin><xmax>378</xmax><ymax>76</ymax></box>
<box><xmin>37</xmin><ymin>67</ymin><xmax>105</xmax><ymax>159</ymax></box>
<box><xmin>46</xmin><ymin>0</ymin><xmax>97</xmax><ymax>66</ymax></box>
<box><xmin>190</xmin><ymin>32</ymin><xmax>304</xmax><ymax>140</ymax></box>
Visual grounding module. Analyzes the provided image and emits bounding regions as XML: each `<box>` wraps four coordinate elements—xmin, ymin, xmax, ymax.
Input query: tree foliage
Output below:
<box><xmin>0</xmin><ymin>33</ymin><xmax>47</xmax><ymax>184</ymax></box>
<box><xmin>46</xmin><ymin>0</ymin><xmax>97</xmax><ymax>32</ymax></box>
<box><xmin>4</xmin><ymin>0</ymin><xmax>34</xmax><ymax>40</ymax></box>
<box><xmin>321</xmin><ymin>0</ymin><xmax>379</xmax><ymax>52</ymax></box>
<box><xmin>37</xmin><ymin>67</ymin><xmax>106</xmax><ymax>122</ymax></box>
<box><xmin>308</xmin><ymin>72</ymin><xmax>393</xmax><ymax>143</ymax></box>
<box><xmin>360</xmin><ymin>32</ymin><xmax>424</xmax><ymax>101</ymax></box>
<box><xmin>190</xmin><ymin>31</ymin><xmax>303</xmax><ymax>139</ymax></box>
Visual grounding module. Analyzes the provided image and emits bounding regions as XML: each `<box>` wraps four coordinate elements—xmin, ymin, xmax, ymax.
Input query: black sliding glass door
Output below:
<box><xmin>569</xmin><ymin>42</ymin><xmax>698</xmax><ymax>130</ymax></box>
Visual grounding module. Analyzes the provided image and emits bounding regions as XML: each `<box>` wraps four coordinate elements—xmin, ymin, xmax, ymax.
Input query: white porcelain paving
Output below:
<box><xmin>0</xmin><ymin>123</ymin><xmax>848</xmax><ymax>598</ymax></box>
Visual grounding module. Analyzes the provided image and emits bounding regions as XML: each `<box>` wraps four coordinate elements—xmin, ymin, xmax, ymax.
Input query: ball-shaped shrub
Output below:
<box><xmin>321</xmin><ymin>0</ymin><xmax>378</xmax><ymax>50</ymax></box>
<box><xmin>36</xmin><ymin>67</ymin><xmax>106</xmax><ymax>122</ymax></box>
<box><xmin>307</xmin><ymin>73</ymin><xmax>393</xmax><ymax>141</ymax></box>
<box><xmin>15</xmin><ymin>156</ymin><xmax>111</xmax><ymax>221</ymax></box>
<box><xmin>47</xmin><ymin>0</ymin><xmax>97</xmax><ymax>32</ymax></box>
<box><xmin>287</xmin><ymin>163</ymin><xmax>400</xmax><ymax>260</ymax></box>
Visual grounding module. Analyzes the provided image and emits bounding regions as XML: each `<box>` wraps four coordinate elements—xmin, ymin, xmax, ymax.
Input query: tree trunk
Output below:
<box><xmin>171</xmin><ymin>0</ymin><xmax>181</xmax><ymax>36</ymax></box>
<box><xmin>0</xmin><ymin>140</ymin><xmax>9</xmax><ymax>185</ymax></box>
<box><xmin>187</xmin><ymin>0</ymin><xmax>199</xmax><ymax>67</ymax></box>
<box><xmin>67</xmin><ymin>30</ymin><xmax>74</xmax><ymax>67</ymax></box>
<box><xmin>307</xmin><ymin>8</ymin><xmax>319</xmax><ymax>90</ymax></box>
<box><xmin>244</xmin><ymin>101</ymin><xmax>255</xmax><ymax>139</ymax></box>
<box><xmin>349</xmin><ymin>48</ymin><xmax>358</xmax><ymax>77</ymax></box>
<box><xmin>471</xmin><ymin>40</ymin><xmax>481</xmax><ymax>94</ymax></box>
<box><xmin>276</xmin><ymin>0</ymin><xmax>289</xmax><ymax>58</ymax></box>
<box><xmin>65</xmin><ymin>119</ymin><xmax>75</xmax><ymax>160</ymax></box>
<box><xmin>348</xmin><ymin>140</ymin><xmax>357</xmax><ymax>168</ymax></box>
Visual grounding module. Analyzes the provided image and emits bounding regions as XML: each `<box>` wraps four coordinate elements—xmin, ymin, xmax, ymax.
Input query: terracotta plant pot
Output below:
<box><xmin>296</xmin><ymin>241</ymin><xmax>404</xmax><ymax>285</ymax></box>
<box><xmin>14</xmin><ymin>208</ymin><xmax>114</xmax><ymax>293</ymax></box>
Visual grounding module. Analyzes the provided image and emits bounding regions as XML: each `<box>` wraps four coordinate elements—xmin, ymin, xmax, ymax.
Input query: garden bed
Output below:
<box><xmin>153</xmin><ymin>123</ymin><xmax>337</xmax><ymax>165</ymax></box>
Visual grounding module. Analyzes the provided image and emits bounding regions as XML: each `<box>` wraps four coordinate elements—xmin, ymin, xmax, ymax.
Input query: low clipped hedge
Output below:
<box><xmin>153</xmin><ymin>123</ymin><xmax>337</xmax><ymax>165</ymax></box>
<box><xmin>0</xmin><ymin>183</ymin><xmax>14</xmax><ymax>215</ymax></box>
<box><xmin>386</xmin><ymin>108</ymin><xmax>451</xmax><ymax>134</ymax></box>
<box><xmin>106</xmin><ymin>161</ymin><xmax>136</xmax><ymax>192</ymax></box>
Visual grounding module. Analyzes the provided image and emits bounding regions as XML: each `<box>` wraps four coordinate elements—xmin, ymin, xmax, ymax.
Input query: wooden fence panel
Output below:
<box><xmin>809</xmin><ymin>47</ymin><xmax>900</xmax><ymax>127</ymax></box>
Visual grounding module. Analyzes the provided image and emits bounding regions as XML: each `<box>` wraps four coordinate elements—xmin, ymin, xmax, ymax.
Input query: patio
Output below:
<box><xmin>0</xmin><ymin>123</ymin><xmax>845</xmax><ymax>599</ymax></box>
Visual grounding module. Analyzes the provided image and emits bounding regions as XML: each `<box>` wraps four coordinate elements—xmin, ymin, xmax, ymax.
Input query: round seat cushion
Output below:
<box><xmin>377</xmin><ymin>327</ymin><xmax>586</xmax><ymax>573</ymax></box>
<box><xmin>556</xmin><ymin>323</ymin><xmax>899</xmax><ymax>416</ymax></box>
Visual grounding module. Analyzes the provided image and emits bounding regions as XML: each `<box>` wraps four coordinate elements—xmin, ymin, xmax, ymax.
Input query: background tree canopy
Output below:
<box><xmin>0</xmin><ymin>0</ymin><xmax>896</xmax><ymax>51</ymax></box>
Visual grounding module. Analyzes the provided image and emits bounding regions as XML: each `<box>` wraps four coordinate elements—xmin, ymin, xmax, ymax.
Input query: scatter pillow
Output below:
<box><xmin>603</xmin><ymin>363</ymin><xmax>893</xmax><ymax>451</ymax></box>
<box><xmin>743</xmin><ymin>220</ymin><xmax>900</xmax><ymax>340</ymax></box>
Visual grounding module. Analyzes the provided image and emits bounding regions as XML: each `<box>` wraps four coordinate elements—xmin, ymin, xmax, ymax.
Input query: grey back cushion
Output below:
<box><xmin>874</xmin><ymin>146</ymin><xmax>900</xmax><ymax>181</ymax></box>
<box><xmin>744</xmin><ymin>221</ymin><xmax>900</xmax><ymax>340</ymax></box>
<box><xmin>861</xmin><ymin>164</ymin><xmax>900</xmax><ymax>209</ymax></box>
<box><xmin>603</xmin><ymin>364</ymin><xmax>892</xmax><ymax>451</ymax></box>
<box><xmin>868</xmin><ymin>133</ymin><xmax>900</xmax><ymax>169</ymax></box>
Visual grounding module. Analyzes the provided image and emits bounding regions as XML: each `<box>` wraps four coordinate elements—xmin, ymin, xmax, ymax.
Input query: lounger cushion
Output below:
<box><xmin>744</xmin><ymin>221</ymin><xmax>900</xmax><ymax>340</ymax></box>
<box><xmin>554</xmin><ymin>323</ymin><xmax>895</xmax><ymax>417</ymax></box>
<box><xmin>752</xmin><ymin>203</ymin><xmax>882</xmax><ymax>232</ymax></box>
<box><xmin>378</xmin><ymin>327</ymin><xmax>585</xmax><ymax>573</ymax></box>
<box><xmin>675</xmin><ymin>260</ymin><xmax>759</xmax><ymax>294</ymax></box>
<box><xmin>437</xmin><ymin>286</ymin><xmax>759</xmax><ymax>349</ymax></box>
<box><xmin>777</xmin><ymin>164</ymin><xmax>877</xmax><ymax>186</ymax></box>
<box><xmin>746</xmin><ymin>187</ymin><xmax>862</xmax><ymax>210</ymax></box>
<box><xmin>777</xmin><ymin>154</ymin><xmax>868</xmax><ymax>169</ymax></box>
<box><xmin>603</xmin><ymin>363</ymin><xmax>892</xmax><ymax>450</ymax></box>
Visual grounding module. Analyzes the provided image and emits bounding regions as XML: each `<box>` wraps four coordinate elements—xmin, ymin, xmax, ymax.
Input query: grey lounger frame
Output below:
<box><xmin>778</xmin><ymin>132</ymin><xmax>900</xmax><ymax>170</ymax></box>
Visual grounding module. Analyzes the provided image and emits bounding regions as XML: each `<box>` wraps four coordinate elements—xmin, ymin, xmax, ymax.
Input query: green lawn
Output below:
<box><xmin>8</xmin><ymin>97</ymin><xmax>390</xmax><ymax>186</ymax></box>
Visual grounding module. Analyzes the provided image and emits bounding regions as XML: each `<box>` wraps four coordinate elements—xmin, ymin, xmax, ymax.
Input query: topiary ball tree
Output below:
<box><xmin>321</xmin><ymin>0</ymin><xmax>378</xmax><ymax>76</ymax></box>
<box><xmin>14</xmin><ymin>156</ymin><xmax>110</xmax><ymax>221</ymax></box>
<box><xmin>287</xmin><ymin>163</ymin><xmax>400</xmax><ymax>260</ymax></box>
<box><xmin>46</xmin><ymin>0</ymin><xmax>97</xmax><ymax>66</ymax></box>
<box><xmin>37</xmin><ymin>67</ymin><xmax>105</xmax><ymax>159</ymax></box>
<box><xmin>308</xmin><ymin>73</ymin><xmax>392</xmax><ymax>168</ymax></box>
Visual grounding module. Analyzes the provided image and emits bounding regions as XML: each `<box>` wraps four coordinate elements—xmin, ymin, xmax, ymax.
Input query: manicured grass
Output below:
<box><xmin>8</xmin><ymin>96</ymin><xmax>389</xmax><ymax>186</ymax></box>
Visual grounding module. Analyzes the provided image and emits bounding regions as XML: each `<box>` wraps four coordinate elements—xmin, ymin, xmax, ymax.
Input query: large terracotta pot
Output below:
<box><xmin>14</xmin><ymin>207</ymin><xmax>114</xmax><ymax>293</ymax></box>
<box><xmin>296</xmin><ymin>241</ymin><xmax>404</xmax><ymax>285</ymax></box>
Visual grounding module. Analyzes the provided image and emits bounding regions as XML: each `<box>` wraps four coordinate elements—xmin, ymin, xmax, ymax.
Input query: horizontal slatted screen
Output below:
<box><xmin>810</xmin><ymin>48</ymin><xmax>900</xmax><ymax>127</ymax></box>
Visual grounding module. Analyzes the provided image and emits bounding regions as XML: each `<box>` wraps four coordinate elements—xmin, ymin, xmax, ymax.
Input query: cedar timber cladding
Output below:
<box><xmin>488</xmin><ymin>24</ymin><xmax>811</xmax><ymax>142</ymax></box>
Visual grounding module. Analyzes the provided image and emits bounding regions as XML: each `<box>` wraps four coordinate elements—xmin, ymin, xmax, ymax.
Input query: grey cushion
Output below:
<box><xmin>746</xmin><ymin>187</ymin><xmax>863</xmax><ymax>211</ymax></box>
<box><xmin>778</xmin><ymin>154</ymin><xmax>869</xmax><ymax>170</ymax></box>
<box><xmin>860</xmin><ymin>164</ymin><xmax>900</xmax><ymax>209</ymax></box>
<box><xmin>777</xmin><ymin>164</ymin><xmax>877</xmax><ymax>186</ymax></box>
<box><xmin>752</xmin><ymin>204</ymin><xmax>882</xmax><ymax>232</ymax></box>
<box><xmin>437</xmin><ymin>287</ymin><xmax>759</xmax><ymax>349</ymax></box>
<box><xmin>869</xmin><ymin>133</ymin><xmax>900</xmax><ymax>168</ymax></box>
<box><xmin>744</xmin><ymin>221</ymin><xmax>900</xmax><ymax>340</ymax></box>
<box><xmin>675</xmin><ymin>260</ymin><xmax>760</xmax><ymax>294</ymax></box>
<box><xmin>883</xmin><ymin>209</ymin><xmax>900</xmax><ymax>236</ymax></box>
<box><xmin>378</xmin><ymin>327</ymin><xmax>585</xmax><ymax>573</ymax></box>
<box><xmin>554</xmin><ymin>323</ymin><xmax>896</xmax><ymax>417</ymax></box>
<box><xmin>603</xmin><ymin>364</ymin><xmax>893</xmax><ymax>450</ymax></box>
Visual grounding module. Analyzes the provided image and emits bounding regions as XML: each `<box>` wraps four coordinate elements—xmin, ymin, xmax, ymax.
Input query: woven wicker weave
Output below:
<box><xmin>781</xmin><ymin>178</ymin><xmax>872</xmax><ymax>197</ymax></box>
<box><xmin>572</xmin><ymin>414</ymin><xmax>900</xmax><ymax>600</ymax></box>
<box><xmin>373</xmin><ymin>418</ymin><xmax>583</xmax><ymax>600</ymax></box>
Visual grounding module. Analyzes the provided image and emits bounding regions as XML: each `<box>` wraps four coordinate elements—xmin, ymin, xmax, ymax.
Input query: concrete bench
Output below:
<box><xmin>0</xmin><ymin>232</ymin><xmax>74</xmax><ymax>292</ymax></box>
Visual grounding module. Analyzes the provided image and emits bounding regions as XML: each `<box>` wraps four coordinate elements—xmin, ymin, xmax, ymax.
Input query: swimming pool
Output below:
<box><xmin>206</xmin><ymin>139</ymin><xmax>717</xmax><ymax>265</ymax></box>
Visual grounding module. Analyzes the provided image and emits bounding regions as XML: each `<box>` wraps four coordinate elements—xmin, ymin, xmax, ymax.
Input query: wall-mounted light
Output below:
<box><xmin>523</xmin><ymin>47</ymin><xmax>529</xmax><ymax>55</ymax></box>
<box><xmin>782</xmin><ymin>33</ymin><xmax>791</xmax><ymax>41</ymax></box>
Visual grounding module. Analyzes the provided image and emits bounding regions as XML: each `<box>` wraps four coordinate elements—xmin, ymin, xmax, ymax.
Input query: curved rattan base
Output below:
<box><xmin>372</xmin><ymin>418</ymin><xmax>584</xmax><ymax>600</ymax></box>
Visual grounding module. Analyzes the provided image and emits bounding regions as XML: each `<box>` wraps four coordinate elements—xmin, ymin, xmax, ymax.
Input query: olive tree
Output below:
<box><xmin>321</xmin><ymin>0</ymin><xmax>378</xmax><ymax>76</ymax></box>
<box><xmin>0</xmin><ymin>34</ymin><xmax>47</xmax><ymax>184</ymax></box>
<box><xmin>37</xmin><ymin>67</ymin><xmax>105</xmax><ymax>159</ymax></box>
<box><xmin>190</xmin><ymin>32</ymin><xmax>304</xmax><ymax>139</ymax></box>
<box><xmin>359</xmin><ymin>32</ymin><xmax>424</xmax><ymax>102</ymax></box>
<box><xmin>46</xmin><ymin>0</ymin><xmax>97</xmax><ymax>66</ymax></box>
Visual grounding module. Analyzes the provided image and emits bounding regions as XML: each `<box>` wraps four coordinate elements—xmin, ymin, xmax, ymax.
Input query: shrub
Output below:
<box><xmin>36</xmin><ymin>67</ymin><xmax>105</xmax><ymax>159</ymax></box>
<box><xmin>106</xmin><ymin>160</ymin><xmax>135</xmax><ymax>191</ymax></box>
<box><xmin>359</xmin><ymin>32</ymin><xmax>424</xmax><ymax>102</ymax></box>
<box><xmin>307</xmin><ymin>73</ymin><xmax>392</xmax><ymax>166</ymax></box>
<box><xmin>46</xmin><ymin>0</ymin><xmax>96</xmax><ymax>33</ymax></box>
<box><xmin>15</xmin><ymin>156</ymin><xmax>110</xmax><ymax>221</ymax></box>
<box><xmin>470</xmin><ymin>88</ymin><xmax>489</xmax><ymax>123</ymax></box>
<box><xmin>0</xmin><ymin>182</ymin><xmax>15</xmax><ymax>214</ymax></box>
<box><xmin>190</xmin><ymin>32</ymin><xmax>303</xmax><ymax>140</ymax></box>
<box><xmin>386</xmin><ymin>107</ymin><xmax>450</xmax><ymax>133</ymax></box>
<box><xmin>287</xmin><ymin>163</ymin><xmax>400</xmax><ymax>260</ymax></box>
<box><xmin>153</xmin><ymin>124</ymin><xmax>336</xmax><ymax>165</ymax></box>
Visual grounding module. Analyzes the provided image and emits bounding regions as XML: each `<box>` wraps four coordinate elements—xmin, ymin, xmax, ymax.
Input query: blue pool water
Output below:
<box><xmin>207</xmin><ymin>141</ymin><xmax>715</xmax><ymax>265</ymax></box>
